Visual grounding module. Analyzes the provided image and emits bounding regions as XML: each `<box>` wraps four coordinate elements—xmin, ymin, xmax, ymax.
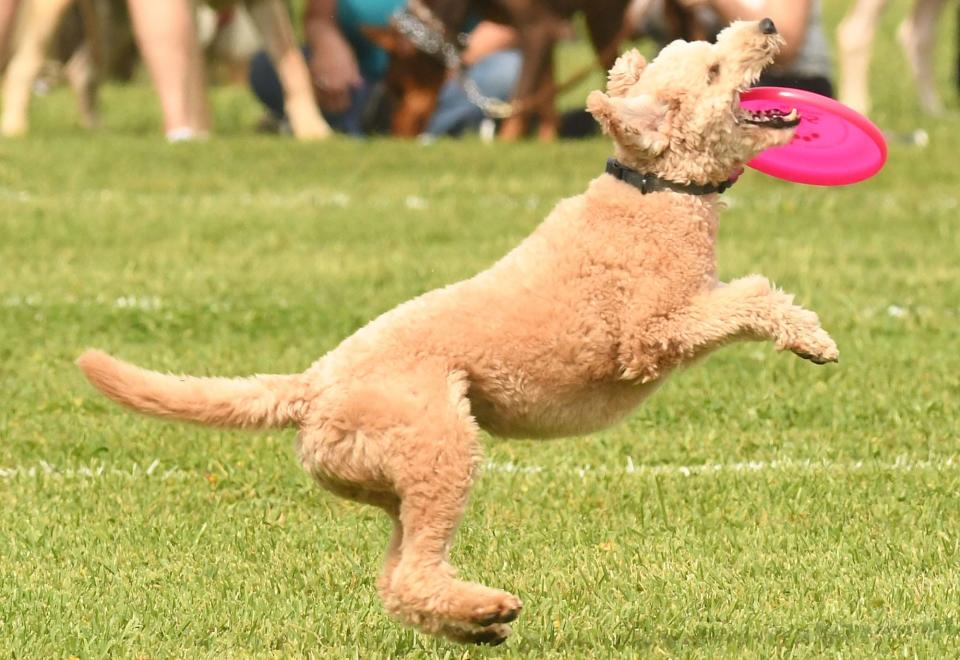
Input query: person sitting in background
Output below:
<box><xmin>677</xmin><ymin>0</ymin><xmax>834</xmax><ymax>97</ymax></box>
<box><xmin>249</xmin><ymin>0</ymin><xmax>521</xmax><ymax>137</ymax></box>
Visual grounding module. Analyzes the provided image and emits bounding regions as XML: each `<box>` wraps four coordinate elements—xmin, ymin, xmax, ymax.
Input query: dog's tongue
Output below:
<box><xmin>726</xmin><ymin>166</ymin><xmax>745</xmax><ymax>186</ymax></box>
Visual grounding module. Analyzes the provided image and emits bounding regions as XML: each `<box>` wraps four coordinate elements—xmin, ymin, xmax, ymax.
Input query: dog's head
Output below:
<box><xmin>587</xmin><ymin>20</ymin><xmax>799</xmax><ymax>185</ymax></box>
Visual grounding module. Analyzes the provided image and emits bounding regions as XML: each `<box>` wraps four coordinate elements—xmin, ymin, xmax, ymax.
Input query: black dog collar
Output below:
<box><xmin>605</xmin><ymin>158</ymin><xmax>735</xmax><ymax>195</ymax></box>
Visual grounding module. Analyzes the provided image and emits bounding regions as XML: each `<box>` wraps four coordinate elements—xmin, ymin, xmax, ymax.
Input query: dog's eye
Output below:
<box><xmin>707</xmin><ymin>63</ymin><xmax>721</xmax><ymax>83</ymax></box>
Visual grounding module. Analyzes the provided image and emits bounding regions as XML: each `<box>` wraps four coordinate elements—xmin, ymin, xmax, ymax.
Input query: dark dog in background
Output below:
<box><xmin>368</xmin><ymin>0</ymin><xmax>718</xmax><ymax>140</ymax></box>
<box><xmin>367</xmin><ymin>0</ymin><xmax>631</xmax><ymax>140</ymax></box>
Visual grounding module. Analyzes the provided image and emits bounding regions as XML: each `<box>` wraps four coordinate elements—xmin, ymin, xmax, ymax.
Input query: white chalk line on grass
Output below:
<box><xmin>8</xmin><ymin>295</ymin><xmax>959</xmax><ymax>321</ymax></box>
<box><xmin>0</xmin><ymin>459</ymin><xmax>190</xmax><ymax>482</ymax></box>
<box><xmin>487</xmin><ymin>455</ymin><xmax>960</xmax><ymax>479</ymax></box>
<box><xmin>2</xmin><ymin>456</ymin><xmax>959</xmax><ymax>483</ymax></box>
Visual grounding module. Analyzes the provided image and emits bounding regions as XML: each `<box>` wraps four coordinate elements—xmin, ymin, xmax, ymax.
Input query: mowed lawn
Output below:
<box><xmin>2</xmin><ymin>4</ymin><xmax>960</xmax><ymax>657</ymax></box>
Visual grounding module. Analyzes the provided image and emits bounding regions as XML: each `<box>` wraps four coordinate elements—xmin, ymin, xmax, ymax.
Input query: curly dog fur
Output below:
<box><xmin>78</xmin><ymin>20</ymin><xmax>838</xmax><ymax>645</ymax></box>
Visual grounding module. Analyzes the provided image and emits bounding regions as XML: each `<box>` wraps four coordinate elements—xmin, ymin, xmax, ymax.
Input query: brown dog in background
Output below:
<box><xmin>368</xmin><ymin>0</ymin><xmax>632</xmax><ymax>139</ymax></box>
<box><xmin>369</xmin><ymin>0</ymin><xmax>719</xmax><ymax>139</ymax></box>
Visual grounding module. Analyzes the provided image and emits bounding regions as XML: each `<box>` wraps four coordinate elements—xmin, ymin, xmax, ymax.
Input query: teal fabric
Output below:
<box><xmin>336</xmin><ymin>0</ymin><xmax>402</xmax><ymax>79</ymax></box>
<box><xmin>336</xmin><ymin>0</ymin><xmax>478</xmax><ymax>80</ymax></box>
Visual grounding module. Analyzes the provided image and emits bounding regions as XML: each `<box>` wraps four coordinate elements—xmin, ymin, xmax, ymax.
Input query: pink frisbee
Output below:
<box><xmin>740</xmin><ymin>87</ymin><xmax>887</xmax><ymax>186</ymax></box>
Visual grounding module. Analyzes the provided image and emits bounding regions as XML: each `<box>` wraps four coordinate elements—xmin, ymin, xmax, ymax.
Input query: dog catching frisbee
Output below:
<box><xmin>80</xmin><ymin>20</ymin><xmax>850</xmax><ymax>645</ymax></box>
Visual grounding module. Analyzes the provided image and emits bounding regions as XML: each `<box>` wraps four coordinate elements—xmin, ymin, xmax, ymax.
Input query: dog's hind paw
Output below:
<box><xmin>470</xmin><ymin>623</ymin><xmax>512</xmax><ymax>646</ymax></box>
<box><xmin>470</xmin><ymin>592</ymin><xmax>522</xmax><ymax>627</ymax></box>
<box><xmin>440</xmin><ymin>622</ymin><xmax>512</xmax><ymax>645</ymax></box>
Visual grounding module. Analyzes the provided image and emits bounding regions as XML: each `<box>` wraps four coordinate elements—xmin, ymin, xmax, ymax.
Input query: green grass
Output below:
<box><xmin>2</xmin><ymin>1</ymin><xmax>960</xmax><ymax>656</ymax></box>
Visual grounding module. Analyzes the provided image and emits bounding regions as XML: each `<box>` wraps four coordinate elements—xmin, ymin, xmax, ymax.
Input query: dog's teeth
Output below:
<box><xmin>785</xmin><ymin>108</ymin><xmax>799</xmax><ymax>121</ymax></box>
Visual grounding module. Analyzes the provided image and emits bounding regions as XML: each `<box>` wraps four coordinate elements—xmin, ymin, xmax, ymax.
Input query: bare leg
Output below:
<box><xmin>1</xmin><ymin>0</ymin><xmax>75</xmax><ymax>136</ymax></box>
<box><xmin>126</xmin><ymin>0</ymin><xmax>210</xmax><ymax>138</ymax></box>
<box><xmin>0</xmin><ymin>0</ymin><xmax>22</xmax><ymax>68</ymax></box>
<box><xmin>897</xmin><ymin>0</ymin><xmax>947</xmax><ymax>114</ymax></box>
<box><xmin>65</xmin><ymin>0</ymin><xmax>100</xmax><ymax>129</ymax></box>
<box><xmin>64</xmin><ymin>41</ymin><xmax>97</xmax><ymax>128</ymax></box>
<box><xmin>244</xmin><ymin>0</ymin><xmax>330</xmax><ymax>140</ymax></box>
<box><xmin>837</xmin><ymin>0</ymin><xmax>889</xmax><ymax>115</ymax></box>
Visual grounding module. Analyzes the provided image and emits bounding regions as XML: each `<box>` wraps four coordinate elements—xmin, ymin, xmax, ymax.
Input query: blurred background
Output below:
<box><xmin>2</xmin><ymin>2</ymin><xmax>960</xmax><ymax>656</ymax></box>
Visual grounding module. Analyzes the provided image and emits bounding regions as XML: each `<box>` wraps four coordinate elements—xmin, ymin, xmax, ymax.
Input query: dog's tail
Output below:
<box><xmin>76</xmin><ymin>349</ymin><xmax>307</xmax><ymax>429</ymax></box>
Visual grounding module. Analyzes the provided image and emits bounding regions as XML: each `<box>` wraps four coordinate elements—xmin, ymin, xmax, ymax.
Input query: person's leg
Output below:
<box><xmin>249</xmin><ymin>48</ymin><xmax>288</xmax><ymax>120</ymax></box>
<box><xmin>897</xmin><ymin>0</ymin><xmax>947</xmax><ymax>114</ymax></box>
<box><xmin>126</xmin><ymin>0</ymin><xmax>210</xmax><ymax>138</ymax></box>
<box><xmin>2</xmin><ymin>0</ymin><xmax>73</xmax><ymax>136</ymax></box>
<box><xmin>250</xmin><ymin>45</ymin><xmax>372</xmax><ymax>136</ymax></box>
<box><xmin>322</xmin><ymin>80</ymin><xmax>372</xmax><ymax>136</ymax></box>
<box><xmin>425</xmin><ymin>49</ymin><xmax>521</xmax><ymax>137</ymax></box>
<box><xmin>244</xmin><ymin>0</ymin><xmax>329</xmax><ymax>140</ymax></box>
<box><xmin>0</xmin><ymin>0</ymin><xmax>21</xmax><ymax>68</ymax></box>
<box><xmin>837</xmin><ymin>0</ymin><xmax>889</xmax><ymax>115</ymax></box>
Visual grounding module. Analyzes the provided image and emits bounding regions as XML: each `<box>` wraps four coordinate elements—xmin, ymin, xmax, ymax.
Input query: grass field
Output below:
<box><xmin>2</xmin><ymin>2</ymin><xmax>960</xmax><ymax>657</ymax></box>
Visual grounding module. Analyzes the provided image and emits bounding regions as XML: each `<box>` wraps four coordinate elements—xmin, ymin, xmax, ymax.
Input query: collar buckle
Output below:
<box><xmin>639</xmin><ymin>173</ymin><xmax>653</xmax><ymax>195</ymax></box>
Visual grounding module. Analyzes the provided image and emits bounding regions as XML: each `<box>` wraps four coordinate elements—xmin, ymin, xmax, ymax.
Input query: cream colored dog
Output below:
<box><xmin>78</xmin><ymin>20</ymin><xmax>838</xmax><ymax>645</ymax></box>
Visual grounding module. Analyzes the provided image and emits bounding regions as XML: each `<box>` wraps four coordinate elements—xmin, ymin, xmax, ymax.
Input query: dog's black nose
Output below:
<box><xmin>759</xmin><ymin>18</ymin><xmax>777</xmax><ymax>35</ymax></box>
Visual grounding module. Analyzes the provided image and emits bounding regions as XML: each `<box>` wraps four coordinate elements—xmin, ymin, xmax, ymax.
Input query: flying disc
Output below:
<box><xmin>740</xmin><ymin>87</ymin><xmax>887</xmax><ymax>186</ymax></box>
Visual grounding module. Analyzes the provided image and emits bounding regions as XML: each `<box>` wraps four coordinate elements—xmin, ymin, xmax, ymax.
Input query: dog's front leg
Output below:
<box><xmin>680</xmin><ymin>274</ymin><xmax>839</xmax><ymax>363</ymax></box>
<box><xmin>623</xmin><ymin>275</ymin><xmax>839</xmax><ymax>381</ymax></box>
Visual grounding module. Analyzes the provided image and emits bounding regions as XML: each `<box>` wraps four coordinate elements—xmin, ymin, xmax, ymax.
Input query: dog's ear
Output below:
<box><xmin>606</xmin><ymin>49</ymin><xmax>647</xmax><ymax>97</ymax></box>
<box><xmin>586</xmin><ymin>90</ymin><xmax>668</xmax><ymax>157</ymax></box>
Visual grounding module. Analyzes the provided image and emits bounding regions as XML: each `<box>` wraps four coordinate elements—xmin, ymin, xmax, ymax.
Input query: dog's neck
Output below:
<box><xmin>604</xmin><ymin>159</ymin><xmax>736</xmax><ymax>196</ymax></box>
<box><xmin>588</xmin><ymin>170</ymin><xmax>722</xmax><ymax>238</ymax></box>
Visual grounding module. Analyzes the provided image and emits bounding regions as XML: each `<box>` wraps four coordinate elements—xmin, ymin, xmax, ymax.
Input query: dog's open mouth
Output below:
<box><xmin>741</xmin><ymin>107</ymin><xmax>800</xmax><ymax>129</ymax></box>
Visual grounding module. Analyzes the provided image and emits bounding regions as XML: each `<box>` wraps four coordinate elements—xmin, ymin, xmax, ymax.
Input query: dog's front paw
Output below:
<box><xmin>781</xmin><ymin>326</ymin><xmax>839</xmax><ymax>365</ymax></box>
<box><xmin>774</xmin><ymin>308</ymin><xmax>839</xmax><ymax>365</ymax></box>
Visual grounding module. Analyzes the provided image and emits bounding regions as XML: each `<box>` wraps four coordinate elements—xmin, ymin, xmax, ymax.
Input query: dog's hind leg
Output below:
<box><xmin>498</xmin><ymin>8</ymin><xmax>560</xmax><ymax>141</ymax></box>
<box><xmin>298</xmin><ymin>368</ymin><xmax>520</xmax><ymax>644</ymax></box>
<box><xmin>622</xmin><ymin>275</ymin><xmax>839</xmax><ymax>381</ymax></box>
<box><xmin>372</xmin><ymin>371</ymin><xmax>520</xmax><ymax>643</ymax></box>
<box><xmin>378</xmin><ymin>510</ymin><xmax>513</xmax><ymax>645</ymax></box>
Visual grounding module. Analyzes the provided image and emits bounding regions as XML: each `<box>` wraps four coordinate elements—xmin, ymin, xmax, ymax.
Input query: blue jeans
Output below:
<box><xmin>425</xmin><ymin>49</ymin><xmax>521</xmax><ymax>136</ymax></box>
<box><xmin>248</xmin><ymin>48</ymin><xmax>521</xmax><ymax>137</ymax></box>
<box><xmin>248</xmin><ymin>49</ymin><xmax>373</xmax><ymax>135</ymax></box>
